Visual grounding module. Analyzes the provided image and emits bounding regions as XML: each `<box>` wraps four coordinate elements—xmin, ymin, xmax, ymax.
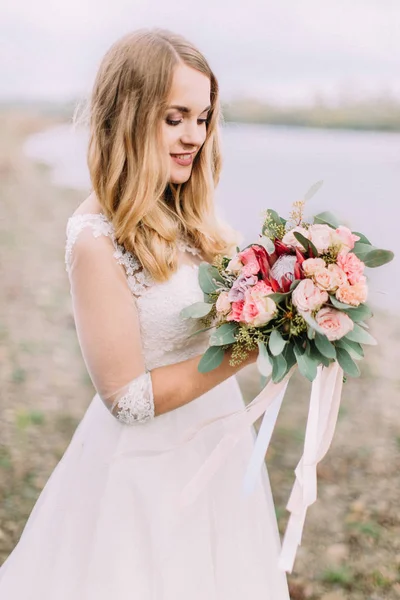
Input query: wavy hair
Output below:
<box><xmin>84</xmin><ymin>28</ymin><xmax>239</xmax><ymax>281</ymax></box>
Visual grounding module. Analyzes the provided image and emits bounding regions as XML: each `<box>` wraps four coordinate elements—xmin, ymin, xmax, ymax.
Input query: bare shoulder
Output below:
<box><xmin>71</xmin><ymin>192</ymin><xmax>103</xmax><ymax>217</ymax></box>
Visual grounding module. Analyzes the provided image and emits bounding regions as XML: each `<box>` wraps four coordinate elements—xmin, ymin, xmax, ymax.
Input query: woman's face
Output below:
<box><xmin>162</xmin><ymin>64</ymin><xmax>211</xmax><ymax>184</ymax></box>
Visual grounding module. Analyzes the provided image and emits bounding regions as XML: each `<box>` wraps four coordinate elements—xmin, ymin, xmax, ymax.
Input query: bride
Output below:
<box><xmin>0</xmin><ymin>29</ymin><xmax>290</xmax><ymax>599</ymax></box>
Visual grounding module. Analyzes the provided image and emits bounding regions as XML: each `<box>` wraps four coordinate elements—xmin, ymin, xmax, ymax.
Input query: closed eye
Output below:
<box><xmin>166</xmin><ymin>117</ymin><xmax>209</xmax><ymax>127</ymax></box>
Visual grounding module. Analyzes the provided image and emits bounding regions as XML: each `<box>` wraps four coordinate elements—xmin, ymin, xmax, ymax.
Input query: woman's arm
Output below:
<box><xmin>68</xmin><ymin>227</ymin><xmax>256</xmax><ymax>422</ymax></box>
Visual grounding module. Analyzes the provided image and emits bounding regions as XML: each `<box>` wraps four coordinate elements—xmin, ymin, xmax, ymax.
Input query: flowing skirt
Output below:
<box><xmin>0</xmin><ymin>376</ymin><xmax>290</xmax><ymax>599</ymax></box>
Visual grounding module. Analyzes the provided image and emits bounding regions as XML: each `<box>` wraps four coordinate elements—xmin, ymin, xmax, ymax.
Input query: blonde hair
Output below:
<box><xmin>82</xmin><ymin>28</ymin><xmax>239</xmax><ymax>281</ymax></box>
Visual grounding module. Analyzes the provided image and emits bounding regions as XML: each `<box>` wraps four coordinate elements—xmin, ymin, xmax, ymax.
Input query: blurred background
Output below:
<box><xmin>0</xmin><ymin>1</ymin><xmax>399</xmax><ymax>598</ymax></box>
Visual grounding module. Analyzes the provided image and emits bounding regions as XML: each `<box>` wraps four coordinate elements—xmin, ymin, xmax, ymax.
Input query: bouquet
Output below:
<box><xmin>179</xmin><ymin>182</ymin><xmax>394</xmax><ymax>573</ymax></box>
<box><xmin>181</xmin><ymin>181</ymin><xmax>394</xmax><ymax>383</ymax></box>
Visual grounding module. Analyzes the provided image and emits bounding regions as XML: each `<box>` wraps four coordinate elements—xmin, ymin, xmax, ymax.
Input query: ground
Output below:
<box><xmin>0</xmin><ymin>110</ymin><xmax>399</xmax><ymax>599</ymax></box>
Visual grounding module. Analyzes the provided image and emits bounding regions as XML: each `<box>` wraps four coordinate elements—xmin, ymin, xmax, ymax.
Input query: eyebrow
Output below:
<box><xmin>167</xmin><ymin>104</ymin><xmax>211</xmax><ymax>114</ymax></box>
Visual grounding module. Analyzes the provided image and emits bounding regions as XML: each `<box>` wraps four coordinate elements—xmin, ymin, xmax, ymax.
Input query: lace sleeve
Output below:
<box><xmin>65</xmin><ymin>215</ymin><xmax>155</xmax><ymax>425</ymax></box>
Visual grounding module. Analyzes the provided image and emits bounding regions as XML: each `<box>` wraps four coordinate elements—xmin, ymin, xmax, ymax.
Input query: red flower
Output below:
<box><xmin>252</xmin><ymin>245</ymin><xmax>271</xmax><ymax>280</ymax></box>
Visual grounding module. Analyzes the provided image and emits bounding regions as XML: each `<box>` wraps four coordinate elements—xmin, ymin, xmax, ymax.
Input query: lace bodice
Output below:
<box><xmin>65</xmin><ymin>213</ymin><xmax>211</xmax><ymax>373</ymax></box>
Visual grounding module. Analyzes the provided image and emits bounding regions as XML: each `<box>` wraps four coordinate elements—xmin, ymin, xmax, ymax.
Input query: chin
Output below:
<box><xmin>170</xmin><ymin>169</ymin><xmax>192</xmax><ymax>184</ymax></box>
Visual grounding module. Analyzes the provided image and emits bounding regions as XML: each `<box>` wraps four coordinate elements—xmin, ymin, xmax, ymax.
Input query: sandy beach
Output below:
<box><xmin>0</xmin><ymin>108</ymin><xmax>399</xmax><ymax>599</ymax></box>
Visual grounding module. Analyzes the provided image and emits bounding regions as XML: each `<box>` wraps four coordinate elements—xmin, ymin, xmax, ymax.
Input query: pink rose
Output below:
<box><xmin>308</xmin><ymin>224</ymin><xmax>334</xmax><ymax>253</ymax></box>
<box><xmin>216</xmin><ymin>291</ymin><xmax>231</xmax><ymax>314</ymax></box>
<box><xmin>226</xmin><ymin>300</ymin><xmax>245</xmax><ymax>322</ymax></box>
<box><xmin>327</xmin><ymin>264</ymin><xmax>348</xmax><ymax>290</ymax></box>
<box><xmin>333</xmin><ymin>226</ymin><xmax>360</xmax><ymax>251</ymax></box>
<box><xmin>226</xmin><ymin>255</ymin><xmax>243</xmax><ymax>275</ymax></box>
<box><xmin>292</xmin><ymin>279</ymin><xmax>329</xmax><ymax>312</ymax></box>
<box><xmin>337</xmin><ymin>250</ymin><xmax>365</xmax><ymax>285</ymax></box>
<box><xmin>282</xmin><ymin>226</ymin><xmax>310</xmax><ymax>250</ymax></box>
<box><xmin>241</xmin><ymin>283</ymin><xmax>277</xmax><ymax>326</ymax></box>
<box><xmin>313</xmin><ymin>267</ymin><xmax>337</xmax><ymax>292</ymax></box>
<box><xmin>336</xmin><ymin>280</ymin><xmax>368</xmax><ymax>306</ymax></box>
<box><xmin>315</xmin><ymin>306</ymin><xmax>354</xmax><ymax>341</ymax></box>
<box><xmin>237</xmin><ymin>247</ymin><xmax>260</xmax><ymax>276</ymax></box>
<box><xmin>302</xmin><ymin>257</ymin><xmax>326</xmax><ymax>277</ymax></box>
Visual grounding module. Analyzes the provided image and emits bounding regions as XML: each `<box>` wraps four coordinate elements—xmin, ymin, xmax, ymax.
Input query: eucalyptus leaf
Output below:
<box><xmin>314</xmin><ymin>332</ymin><xmax>337</xmax><ymax>359</ymax></box>
<box><xmin>310</xmin><ymin>344</ymin><xmax>331</xmax><ymax>367</ymax></box>
<box><xmin>299</xmin><ymin>310</ymin><xmax>328</xmax><ymax>335</ymax></box>
<box><xmin>198</xmin><ymin>346</ymin><xmax>225</xmax><ymax>373</ymax></box>
<box><xmin>269</xmin><ymin>329</ymin><xmax>287</xmax><ymax>356</ymax></box>
<box><xmin>283</xmin><ymin>344</ymin><xmax>297</xmax><ymax>371</ymax></box>
<box><xmin>209</xmin><ymin>323</ymin><xmax>238</xmax><ymax>346</ymax></box>
<box><xmin>352</xmin><ymin>242</ymin><xmax>377</xmax><ymax>262</ymax></box>
<box><xmin>303</xmin><ymin>180</ymin><xmax>324</xmax><ymax>202</ymax></box>
<box><xmin>290</xmin><ymin>280</ymin><xmax>300</xmax><ymax>291</ymax></box>
<box><xmin>180</xmin><ymin>302</ymin><xmax>213</xmax><ymax>319</ymax></box>
<box><xmin>294</xmin><ymin>344</ymin><xmax>318</xmax><ymax>382</ymax></box>
<box><xmin>336</xmin><ymin>347</ymin><xmax>361</xmax><ymax>377</ymax></box>
<box><xmin>257</xmin><ymin>342</ymin><xmax>272</xmax><ymax>377</ymax></box>
<box><xmin>336</xmin><ymin>338</ymin><xmax>364</xmax><ymax>360</ymax></box>
<box><xmin>198</xmin><ymin>262</ymin><xmax>225</xmax><ymax>294</ymax></box>
<box><xmin>293</xmin><ymin>232</ymin><xmax>318</xmax><ymax>257</ymax></box>
<box><xmin>187</xmin><ymin>325</ymin><xmax>215</xmax><ymax>339</ymax></box>
<box><xmin>345</xmin><ymin>323</ymin><xmax>377</xmax><ymax>345</ymax></box>
<box><xmin>259</xmin><ymin>235</ymin><xmax>276</xmax><ymax>255</ymax></box>
<box><xmin>363</xmin><ymin>249</ymin><xmax>394</xmax><ymax>268</ymax></box>
<box><xmin>266</xmin><ymin>209</ymin><xmax>282</xmax><ymax>226</ymax></box>
<box><xmin>353</xmin><ymin>231</ymin><xmax>372</xmax><ymax>245</ymax></box>
<box><xmin>269</xmin><ymin>291</ymin><xmax>291</xmax><ymax>303</ymax></box>
<box><xmin>271</xmin><ymin>353</ymin><xmax>288</xmax><ymax>383</ymax></box>
<box><xmin>343</xmin><ymin>303</ymin><xmax>373</xmax><ymax>322</ymax></box>
<box><xmin>313</xmin><ymin>211</ymin><xmax>340</xmax><ymax>229</ymax></box>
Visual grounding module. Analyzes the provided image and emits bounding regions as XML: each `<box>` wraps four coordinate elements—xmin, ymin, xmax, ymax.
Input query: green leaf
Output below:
<box><xmin>268</xmin><ymin>291</ymin><xmax>291</xmax><ymax>303</ymax></box>
<box><xmin>310</xmin><ymin>343</ymin><xmax>331</xmax><ymax>367</ymax></box>
<box><xmin>266</xmin><ymin>209</ymin><xmax>281</xmax><ymax>226</ymax></box>
<box><xmin>293</xmin><ymin>231</ymin><xmax>318</xmax><ymax>257</ymax></box>
<box><xmin>343</xmin><ymin>303</ymin><xmax>373</xmax><ymax>322</ymax></box>
<box><xmin>303</xmin><ymin>180</ymin><xmax>324</xmax><ymax>202</ymax></box>
<box><xmin>283</xmin><ymin>344</ymin><xmax>297</xmax><ymax>371</ymax></box>
<box><xmin>313</xmin><ymin>211</ymin><xmax>340</xmax><ymax>229</ymax></box>
<box><xmin>269</xmin><ymin>329</ymin><xmax>287</xmax><ymax>356</ymax></box>
<box><xmin>290</xmin><ymin>280</ymin><xmax>300</xmax><ymax>291</ymax></box>
<box><xmin>257</xmin><ymin>342</ymin><xmax>272</xmax><ymax>377</ymax></box>
<box><xmin>329</xmin><ymin>295</ymin><xmax>356</xmax><ymax>310</ymax></box>
<box><xmin>187</xmin><ymin>325</ymin><xmax>215</xmax><ymax>339</ymax></box>
<box><xmin>314</xmin><ymin>332</ymin><xmax>337</xmax><ymax>359</ymax></box>
<box><xmin>198</xmin><ymin>262</ymin><xmax>225</xmax><ymax>294</ymax></box>
<box><xmin>198</xmin><ymin>346</ymin><xmax>225</xmax><ymax>373</ymax></box>
<box><xmin>209</xmin><ymin>323</ymin><xmax>238</xmax><ymax>346</ymax></box>
<box><xmin>336</xmin><ymin>347</ymin><xmax>361</xmax><ymax>377</ymax></box>
<box><xmin>345</xmin><ymin>323</ymin><xmax>377</xmax><ymax>345</ymax></box>
<box><xmin>363</xmin><ymin>249</ymin><xmax>395</xmax><ymax>268</ymax></box>
<box><xmin>180</xmin><ymin>302</ymin><xmax>213</xmax><ymax>319</ymax></box>
<box><xmin>299</xmin><ymin>310</ymin><xmax>327</xmax><ymax>335</ymax></box>
<box><xmin>259</xmin><ymin>235</ymin><xmax>276</xmax><ymax>255</ymax></box>
<box><xmin>335</xmin><ymin>338</ymin><xmax>364</xmax><ymax>359</ymax></box>
<box><xmin>294</xmin><ymin>343</ymin><xmax>318</xmax><ymax>381</ymax></box>
<box><xmin>352</xmin><ymin>231</ymin><xmax>372</xmax><ymax>245</ymax></box>
<box><xmin>271</xmin><ymin>353</ymin><xmax>288</xmax><ymax>383</ymax></box>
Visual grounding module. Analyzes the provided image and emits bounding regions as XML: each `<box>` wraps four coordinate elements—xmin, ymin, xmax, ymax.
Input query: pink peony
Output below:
<box><xmin>237</xmin><ymin>247</ymin><xmax>260</xmax><ymax>277</ymax></box>
<box><xmin>336</xmin><ymin>280</ymin><xmax>368</xmax><ymax>306</ymax></box>
<box><xmin>327</xmin><ymin>264</ymin><xmax>348</xmax><ymax>290</ymax></box>
<box><xmin>308</xmin><ymin>224</ymin><xmax>334</xmax><ymax>253</ymax></box>
<box><xmin>337</xmin><ymin>250</ymin><xmax>365</xmax><ymax>285</ymax></box>
<box><xmin>333</xmin><ymin>226</ymin><xmax>360</xmax><ymax>251</ymax></box>
<box><xmin>282</xmin><ymin>226</ymin><xmax>310</xmax><ymax>250</ymax></box>
<box><xmin>216</xmin><ymin>291</ymin><xmax>231</xmax><ymax>314</ymax></box>
<box><xmin>315</xmin><ymin>306</ymin><xmax>354</xmax><ymax>341</ymax></box>
<box><xmin>226</xmin><ymin>300</ymin><xmax>245</xmax><ymax>322</ymax></box>
<box><xmin>302</xmin><ymin>257</ymin><xmax>326</xmax><ymax>277</ymax></box>
<box><xmin>241</xmin><ymin>283</ymin><xmax>277</xmax><ymax>326</ymax></box>
<box><xmin>292</xmin><ymin>279</ymin><xmax>329</xmax><ymax>312</ymax></box>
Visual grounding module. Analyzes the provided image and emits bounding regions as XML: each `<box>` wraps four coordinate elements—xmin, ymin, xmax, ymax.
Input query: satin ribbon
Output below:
<box><xmin>278</xmin><ymin>362</ymin><xmax>344</xmax><ymax>572</ymax></box>
<box><xmin>179</xmin><ymin>361</ymin><xmax>344</xmax><ymax>574</ymax></box>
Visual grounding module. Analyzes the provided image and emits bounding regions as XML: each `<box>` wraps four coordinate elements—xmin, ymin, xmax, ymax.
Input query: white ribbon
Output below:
<box><xmin>278</xmin><ymin>362</ymin><xmax>344</xmax><ymax>572</ymax></box>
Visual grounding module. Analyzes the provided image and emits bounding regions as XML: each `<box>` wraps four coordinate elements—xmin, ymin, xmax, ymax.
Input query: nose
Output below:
<box><xmin>180</xmin><ymin>119</ymin><xmax>206</xmax><ymax>149</ymax></box>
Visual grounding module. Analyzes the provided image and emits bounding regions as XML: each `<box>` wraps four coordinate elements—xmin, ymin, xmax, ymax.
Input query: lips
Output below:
<box><xmin>170</xmin><ymin>152</ymin><xmax>194</xmax><ymax>167</ymax></box>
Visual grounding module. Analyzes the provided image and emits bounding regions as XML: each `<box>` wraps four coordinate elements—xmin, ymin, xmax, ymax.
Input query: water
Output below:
<box><xmin>24</xmin><ymin>122</ymin><xmax>399</xmax><ymax>312</ymax></box>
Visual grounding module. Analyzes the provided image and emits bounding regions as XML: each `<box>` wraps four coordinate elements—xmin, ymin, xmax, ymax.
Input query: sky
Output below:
<box><xmin>1</xmin><ymin>0</ymin><xmax>400</xmax><ymax>105</ymax></box>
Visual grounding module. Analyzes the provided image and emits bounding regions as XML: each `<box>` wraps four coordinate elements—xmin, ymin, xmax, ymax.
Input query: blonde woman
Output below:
<box><xmin>0</xmin><ymin>29</ymin><xmax>290</xmax><ymax>599</ymax></box>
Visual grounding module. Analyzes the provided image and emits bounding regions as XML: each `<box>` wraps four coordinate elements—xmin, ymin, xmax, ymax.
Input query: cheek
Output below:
<box><xmin>161</xmin><ymin>124</ymin><xmax>179</xmax><ymax>151</ymax></box>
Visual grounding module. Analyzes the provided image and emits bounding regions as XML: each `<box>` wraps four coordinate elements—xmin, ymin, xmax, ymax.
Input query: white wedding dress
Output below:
<box><xmin>0</xmin><ymin>213</ymin><xmax>290</xmax><ymax>599</ymax></box>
